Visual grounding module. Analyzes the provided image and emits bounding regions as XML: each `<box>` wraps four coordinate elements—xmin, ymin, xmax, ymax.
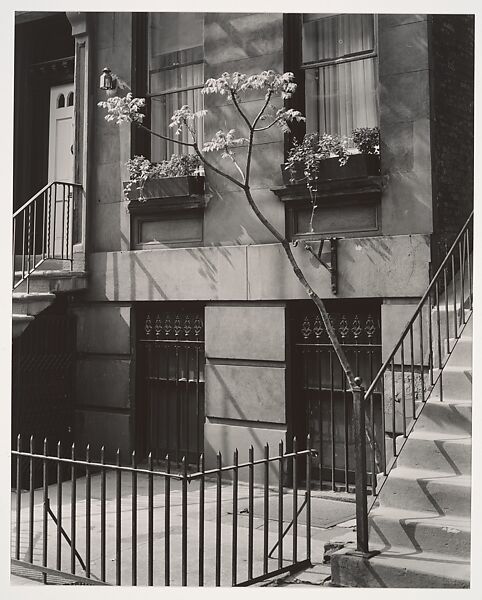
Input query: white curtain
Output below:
<box><xmin>148</xmin><ymin>13</ymin><xmax>204</xmax><ymax>162</ymax></box>
<box><xmin>303</xmin><ymin>14</ymin><xmax>378</xmax><ymax>137</ymax></box>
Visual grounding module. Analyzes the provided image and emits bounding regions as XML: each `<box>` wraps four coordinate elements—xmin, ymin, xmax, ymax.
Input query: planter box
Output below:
<box><xmin>124</xmin><ymin>175</ymin><xmax>205</xmax><ymax>201</ymax></box>
<box><xmin>282</xmin><ymin>154</ymin><xmax>380</xmax><ymax>186</ymax></box>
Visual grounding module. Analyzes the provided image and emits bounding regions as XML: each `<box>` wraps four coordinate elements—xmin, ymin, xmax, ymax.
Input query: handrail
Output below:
<box><xmin>13</xmin><ymin>181</ymin><xmax>82</xmax><ymax>291</ymax></box>
<box><xmin>13</xmin><ymin>181</ymin><xmax>82</xmax><ymax>218</ymax></box>
<box><xmin>364</xmin><ymin>210</ymin><xmax>474</xmax><ymax>400</ymax></box>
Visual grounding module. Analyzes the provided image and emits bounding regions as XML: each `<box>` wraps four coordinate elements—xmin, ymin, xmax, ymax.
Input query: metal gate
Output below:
<box><xmin>291</xmin><ymin>303</ymin><xmax>383</xmax><ymax>492</ymax></box>
<box><xmin>137</xmin><ymin>305</ymin><xmax>205</xmax><ymax>465</ymax></box>
<box><xmin>12</xmin><ymin>308</ymin><xmax>76</xmax><ymax>487</ymax></box>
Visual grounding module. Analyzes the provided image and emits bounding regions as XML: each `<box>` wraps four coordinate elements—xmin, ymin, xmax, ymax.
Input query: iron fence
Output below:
<box><xmin>11</xmin><ymin>434</ymin><xmax>314</xmax><ymax>586</ymax></box>
<box><xmin>12</xmin><ymin>181</ymin><xmax>82</xmax><ymax>291</ymax></box>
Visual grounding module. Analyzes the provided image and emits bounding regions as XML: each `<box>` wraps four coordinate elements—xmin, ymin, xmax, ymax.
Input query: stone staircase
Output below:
<box><xmin>331</xmin><ymin>315</ymin><xmax>472</xmax><ymax>587</ymax></box>
<box><xmin>12</xmin><ymin>261</ymin><xmax>87</xmax><ymax>337</ymax></box>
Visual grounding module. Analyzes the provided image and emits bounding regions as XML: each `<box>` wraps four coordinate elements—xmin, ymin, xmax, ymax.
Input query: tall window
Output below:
<box><xmin>147</xmin><ymin>13</ymin><xmax>204</xmax><ymax>161</ymax></box>
<box><xmin>302</xmin><ymin>14</ymin><xmax>378</xmax><ymax>137</ymax></box>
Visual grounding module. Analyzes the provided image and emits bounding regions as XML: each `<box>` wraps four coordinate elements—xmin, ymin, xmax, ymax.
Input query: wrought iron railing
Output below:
<box><xmin>353</xmin><ymin>211</ymin><xmax>473</xmax><ymax>554</ymax></box>
<box><xmin>12</xmin><ymin>181</ymin><xmax>82</xmax><ymax>292</ymax></box>
<box><xmin>11</xmin><ymin>435</ymin><xmax>314</xmax><ymax>586</ymax></box>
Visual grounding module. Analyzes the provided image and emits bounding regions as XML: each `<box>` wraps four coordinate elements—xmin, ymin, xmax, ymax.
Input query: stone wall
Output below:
<box><xmin>430</xmin><ymin>15</ymin><xmax>474</xmax><ymax>247</ymax></box>
<box><xmin>378</xmin><ymin>15</ymin><xmax>433</xmax><ymax>237</ymax></box>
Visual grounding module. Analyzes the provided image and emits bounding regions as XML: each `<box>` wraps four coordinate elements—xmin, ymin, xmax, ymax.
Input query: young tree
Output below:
<box><xmin>99</xmin><ymin>71</ymin><xmax>357</xmax><ymax>389</ymax></box>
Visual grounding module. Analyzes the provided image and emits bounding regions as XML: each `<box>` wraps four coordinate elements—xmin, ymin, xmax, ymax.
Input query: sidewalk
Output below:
<box><xmin>11</xmin><ymin>470</ymin><xmax>355</xmax><ymax>586</ymax></box>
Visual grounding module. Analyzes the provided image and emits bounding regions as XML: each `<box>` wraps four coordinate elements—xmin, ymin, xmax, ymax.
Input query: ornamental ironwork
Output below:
<box><xmin>143</xmin><ymin>311</ymin><xmax>204</xmax><ymax>340</ymax></box>
<box><xmin>298</xmin><ymin>312</ymin><xmax>380</xmax><ymax>345</ymax></box>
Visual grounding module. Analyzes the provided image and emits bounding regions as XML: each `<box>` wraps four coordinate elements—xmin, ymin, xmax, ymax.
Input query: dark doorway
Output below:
<box><xmin>136</xmin><ymin>303</ymin><xmax>205</xmax><ymax>465</ymax></box>
<box><xmin>289</xmin><ymin>300</ymin><xmax>383</xmax><ymax>492</ymax></box>
<box><xmin>14</xmin><ymin>13</ymin><xmax>74</xmax><ymax>212</ymax></box>
<box><xmin>12</xmin><ymin>298</ymin><xmax>76</xmax><ymax>486</ymax></box>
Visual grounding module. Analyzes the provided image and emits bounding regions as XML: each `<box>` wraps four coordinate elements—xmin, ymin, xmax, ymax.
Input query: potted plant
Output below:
<box><xmin>123</xmin><ymin>153</ymin><xmax>205</xmax><ymax>201</ymax></box>
<box><xmin>283</xmin><ymin>126</ymin><xmax>380</xmax><ymax>189</ymax></box>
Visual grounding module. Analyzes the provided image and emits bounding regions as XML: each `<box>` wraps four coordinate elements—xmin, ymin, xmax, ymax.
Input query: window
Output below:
<box><xmin>301</xmin><ymin>14</ymin><xmax>378</xmax><ymax>137</ymax></box>
<box><xmin>147</xmin><ymin>13</ymin><xmax>204</xmax><ymax>161</ymax></box>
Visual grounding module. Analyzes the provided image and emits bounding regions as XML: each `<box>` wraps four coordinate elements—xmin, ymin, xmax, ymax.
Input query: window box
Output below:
<box><xmin>124</xmin><ymin>175</ymin><xmax>205</xmax><ymax>202</ymax></box>
<box><xmin>281</xmin><ymin>154</ymin><xmax>380</xmax><ymax>187</ymax></box>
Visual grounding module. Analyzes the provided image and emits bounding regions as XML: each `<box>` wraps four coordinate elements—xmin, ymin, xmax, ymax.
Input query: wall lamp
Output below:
<box><xmin>99</xmin><ymin>67</ymin><xmax>117</xmax><ymax>91</ymax></box>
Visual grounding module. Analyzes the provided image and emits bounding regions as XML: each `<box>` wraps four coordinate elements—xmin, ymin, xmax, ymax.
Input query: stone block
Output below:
<box><xmin>205</xmin><ymin>140</ymin><xmax>284</xmax><ymax>193</ymax></box>
<box><xmin>205</xmin><ymin>363</ymin><xmax>285</xmax><ymax>423</ymax></box>
<box><xmin>204</xmin><ymin>53</ymin><xmax>283</xmax><ymax>104</ymax></box>
<box><xmin>379</xmin><ymin>14</ymin><xmax>427</xmax><ymax>29</ymax></box>
<box><xmin>203</xmin><ymin>187</ymin><xmax>285</xmax><ymax>246</ymax></box>
<box><xmin>381</xmin><ymin>302</ymin><xmax>431</xmax><ymax>363</ymax></box>
<box><xmin>247</xmin><ymin>234</ymin><xmax>431</xmax><ymax>300</ymax></box>
<box><xmin>73</xmin><ymin>304</ymin><xmax>131</xmax><ymax>354</ymax></box>
<box><xmin>383</xmin><ymin>369</ymin><xmax>431</xmax><ymax>434</ymax></box>
<box><xmin>76</xmin><ymin>357</ymin><xmax>131</xmax><ymax>409</ymax></box>
<box><xmin>379</xmin><ymin>19</ymin><xmax>429</xmax><ymax>76</ymax></box>
<box><xmin>91</xmin><ymin>200</ymin><xmax>130</xmax><ymax>253</ymax></box>
<box><xmin>380</xmin><ymin>171</ymin><xmax>433</xmax><ymax>235</ymax></box>
<box><xmin>86</xmin><ymin>245</ymin><xmax>248</xmax><ymax>302</ymax></box>
<box><xmin>205</xmin><ymin>304</ymin><xmax>286</xmax><ymax>361</ymax></box>
<box><xmin>380</xmin><ymin>70</ymin><xmax>430</xmax><ymax>124</ymax></box>
<box><xmin>204</xmin><ymin>421</ymin><xmax>286</xmax><ymax>483</ymax></box>
<box><xmin>74</xmin><ymin>409</ymin><xmax>131</xmax><ymax>461</ymax></box>
<box><xmin>204</xmin><ymin>13</ymin><xmax>283</xmax><ymax>64</ymax></box>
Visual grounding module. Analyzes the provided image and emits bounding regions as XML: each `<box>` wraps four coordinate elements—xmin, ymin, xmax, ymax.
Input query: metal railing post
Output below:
<box><xmin>351</xmin><ymin>377</ymin><xmax>378</xmax><ymax>557</ymax></box>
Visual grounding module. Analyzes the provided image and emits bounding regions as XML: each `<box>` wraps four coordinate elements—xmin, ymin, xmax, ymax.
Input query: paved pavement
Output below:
<box><xmin>11</xmin><ymin>469</ymin><xmax>356</xmax><ymax>587</ymax></box>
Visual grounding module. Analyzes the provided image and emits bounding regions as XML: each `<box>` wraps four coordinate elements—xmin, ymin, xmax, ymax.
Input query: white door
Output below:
<box><xmin>48</xmin><ymin>83</ymin><xmax>74</xmax><ymax>182</ymax></box>
<box><xmin>48</xmin><ymin>84</ymin><xmax>74</xmax><ymax>258</ymax></box>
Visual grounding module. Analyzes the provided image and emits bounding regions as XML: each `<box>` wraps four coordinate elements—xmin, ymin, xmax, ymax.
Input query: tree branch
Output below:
<box><xmin>230</xmin><ymin>89</ymin><xmax>252</xmax><ymax>132</ymax></box>
<box><xmin>244</xmin><ymin>91</ymin><xmax>273</xmax><ymax>187</ymax></box>
<box><xmin>136</xmin><ymin>123</ymin><xmax>195</xmax><ymax>148</ymax></box>
<box><xmin>252</xmin><ymin>91</ymin><xmax>272</xmax><ymax>130</ymax></box>
<box><xmin>253</xmin><ymin>116</ymin><xmax>284</xmax><ymax>132</ymax></box>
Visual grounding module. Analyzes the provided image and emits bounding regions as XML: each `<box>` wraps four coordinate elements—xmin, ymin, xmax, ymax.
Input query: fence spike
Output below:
<box><xmin>44</xmin><ymin>438</ymin><xmax>48</xmax><ymax>454</ymax></box>
<box><xmin>30</xmin><ymin>435</ymin><xmax>34</xmax><ymax>452</ymax></box>
<box><xmin>17</xmin><ymin>433</ymin><xmax>21</xmax><ymax>451</ymax></box>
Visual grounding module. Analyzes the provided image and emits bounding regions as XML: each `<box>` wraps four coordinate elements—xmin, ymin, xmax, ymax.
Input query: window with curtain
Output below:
<box><xmin>147</xmin><ymin>13</ymin><xmax>204</xmax><ymax>162</ymax></box>
<box><xmin>302</xmin><ymin>14</ymin><xmax>378</xmax><ymax>138</ymax></box>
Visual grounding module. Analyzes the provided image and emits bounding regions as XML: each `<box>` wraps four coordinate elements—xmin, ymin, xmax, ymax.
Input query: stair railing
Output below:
<box><xmin>12</xmin><ymin>182</ymin><xmax>82</xmax><ymax>292</ymax></box>
<box><xmin>353</xmin><ymin>211</ymin><xmax>473</xmax><ymax>555</ymax></box>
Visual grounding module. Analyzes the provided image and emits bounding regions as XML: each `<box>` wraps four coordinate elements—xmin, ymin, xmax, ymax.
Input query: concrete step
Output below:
<box><xmin>12</xmin><ymin>314</ymin><xmax>35</xmax><ymax>338</ymax></box>
<box><xmin>432</xmin><ymin>305</ymin><xmax>472</xmax><ymax>352</ymax></box>
<box><xmin>12</xmin><ymin>292</ymin><xmax>55</xmax><ymax>316</ymax></box>
<box><xmin>415</xmin><ymin>398</ymin><xmax>471</xmax><ymax>436</ymax></box>
<box><xmin>378</xmin><ymin>467</ymin><xmax>471</xmax><ymax>518</ymax></box>
<box><xmin>443</xmin><ymin>337</ymin><xmax>472</xmax><ymax>367</ymax></box>
<box><xmin>368</xmin><ymin>506</ymin><xmax>471</xmax><ymax>558</ymax></box>
<box><xmin>395</xmin><ymin>431</ymin><xmax>471</xmax><ymax>475</ymax></box>
<box><xmin>430</xmin><ymin>366</ymin><xmax>472</xmax><ymax>401</ymax></box>
<box><xmin>331</xmin><ymin>546</ymin><xmax>470</xmax><ymax>588</ymax></box>
<box><xmin>14</xmin><ymin>270</ymin><xmax>87</xmax><ymax>293</ymax></box>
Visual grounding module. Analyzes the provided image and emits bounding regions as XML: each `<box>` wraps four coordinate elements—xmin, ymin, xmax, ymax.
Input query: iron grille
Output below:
<box><xmin>292</xmin><ymin>305</ymin><xmax>383</xmax><ymax>492</ymax></box>
<box><xmin>137</xmin><ymin>305</ymin><xmax>205</xmax><ymax>465</ymax></box>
